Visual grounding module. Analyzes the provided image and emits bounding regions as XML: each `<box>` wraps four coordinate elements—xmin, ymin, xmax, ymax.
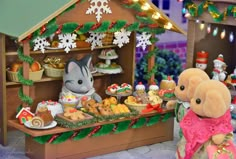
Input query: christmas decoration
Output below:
<box><xmin>229</xmin><ymin>32</ymin><xmax>234</xmax><ymax>43</ymax></box>
<box><xmin>28</xmin><ymin>113</ymin><xmax>173</xmax><ymax>144</ymax></box>
<box><xmin>195</xmin><ymin>51</ymin><xmax>208</xmax><ymax>71</ymax></box>
<box><xmin>136</xmin><ymin>32</ymin><xmax>152</xmax><ymax>50</ymax></box>
<box><xmin>85</xmin><ymin>32</ymin><xmax>106</xmax><ymax>50</ymax></box>
<box><xmin>86</xmin><ymin>0</ymin><xmax>112</xmax><ymax>22</ymax></box>
<box><xmin>183</xmin><ymin>0</ymin><xmax>236</xmax><ymax>22</ymax></box>
<box><xmin>212</xmin><ymin>27</ymin><xmax>218</xmax><ymax>37</ymax></box>
<box><xmin>58</xmin><ymin>33</ymin><xmax>77</xmax><ymax>53</ymax></box>
<box><xmin>113</xmin><ymin>29</ymin><xmax>131</xmax><ymax>48</ymax></box>
<box><xmin>33</xmin><ymin>37</ymin><xmax>50</xmax><ymax>53</ymax></box>
<box><xmin>207</xmin><ymin>24</ymin><xmax>211</xmax><ymax>34</ymax></box>
<box><xmin>220</xmin><ymin>29</ymin><xmax>226</xmax><ymax>39</ymax></box>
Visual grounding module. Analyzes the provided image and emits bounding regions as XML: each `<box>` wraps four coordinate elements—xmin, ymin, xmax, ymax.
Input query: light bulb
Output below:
<box><xmin>213</xmin><ymin>27</ymin><xmax>218</xmax><ymax>36</ymax></box>
<box><xmin>207</xmin><ymin>24</ymin><xmax>211</xmax><ymax>33</ymax></box>
<box><xmin>220</xmin><ymin>29</ymin><xmax>226</xmax><ymax>39</ymax></box>
<box><xmin>229</xmin><ymin>32</ymin><xmax>234</xmax><ymax>42</ymax></box>
<box><xmin>152</xmin><ymin>12</ymin><xmax>161</xmax><ymax>19</ymax></box>
<box><xmin>200</xmin><ymin>23</ymin><xmax>205</xmax><ymax>30</ymax></box>
<box><xmin>141</xmin><ymin>3</ymin><xmax>150</xmax><ymax>10</ymax></box>
<box><xmin>164</xmin><ymin>22</ymin><xmax>172</xmax><ymax>30</ymax></box>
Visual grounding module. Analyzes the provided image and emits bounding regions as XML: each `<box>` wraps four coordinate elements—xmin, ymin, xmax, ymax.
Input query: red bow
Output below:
<box><xmin>142</xmin><ymin>103</ymin><xmax>163</xmax><ymax>114</ymax></box>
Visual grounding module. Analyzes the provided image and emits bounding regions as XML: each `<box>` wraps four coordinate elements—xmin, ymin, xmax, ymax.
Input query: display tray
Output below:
<box><xmin>55</xmin><ymin>113</ymin><xmax>96</xmax><ymax>128</ymax></box>
<box><xmin>88</xmin><ymin>106</ymin><xmax>139</xmax><ymax>122</ymax></box>
<box><xmin>24</xmin><ymin>120</ymin><xmax>57</xmax><ymax>130</ymax></box>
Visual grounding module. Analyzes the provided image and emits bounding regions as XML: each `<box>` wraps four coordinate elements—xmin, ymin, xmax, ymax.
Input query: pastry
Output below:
<box><xmin>36</xmin><ymin>106</ymin><xmax>54</xmax><ymax>126</ymax></box>
<box><xmin>36</xmin><ymin>100</ymin><xmax>63</xmax><ymax>117</ymax></box>
<box><xmin>59</xmin><ymin>92</ymin><xmax>79</xmax><ymax>108</ymax></box>
<box><xmin>134</xmin><ymin>82</ymin><xmax>146</xmax><ymax>96</ymax></box>
<box><xmin>159</xmin><ymin>76</ymin><xmax>176</xmax><ymax>100</ymax></box>
<box><xmin>31</xmin><ymin>116</ymin><xmax>44</xmax><ymax>128</ymax></box>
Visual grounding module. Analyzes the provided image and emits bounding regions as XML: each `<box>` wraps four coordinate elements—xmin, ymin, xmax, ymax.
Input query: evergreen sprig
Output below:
<box><xmin>18</xmin><ymin>87</ymin><xmax>33</xmax><ymax>105</ymax></box>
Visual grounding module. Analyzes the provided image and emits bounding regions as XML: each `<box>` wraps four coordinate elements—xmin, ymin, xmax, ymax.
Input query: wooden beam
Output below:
<box><xmin>22</xmin><ymin>41</ymin><xmax>30</xmax><ymax>107</ymax></box>
<box><xmin>0</xmin><ymin>34</ymin><xmax>7</xmax><ymax>145</ymax></box>
<box><xmin>148</xmin><ymin>34</ymin><xmax>156</xmax><ymax>84</ymax></box>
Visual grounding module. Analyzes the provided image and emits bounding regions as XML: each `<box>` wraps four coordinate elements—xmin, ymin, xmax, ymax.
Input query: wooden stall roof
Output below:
<box><xmin>0</xmin><ymin>0</ymin><xmax>186</xmax><ymax>41</ymax></box>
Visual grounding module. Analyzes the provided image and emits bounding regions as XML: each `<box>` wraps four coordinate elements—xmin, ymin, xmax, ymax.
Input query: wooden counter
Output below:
<box><xmin>8</xmin><ymin>110</ymin><xmax>175</xmax><ymax>159</ymax></box>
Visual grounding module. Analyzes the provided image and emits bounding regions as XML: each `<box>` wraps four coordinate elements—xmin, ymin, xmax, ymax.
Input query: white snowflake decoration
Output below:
<box><xmin>86</xmin><ymin>0</ymin><xmax>112</xmax><ymax>22</ymax></box>
<box><xmin>136</xmin><ymin>32</ymin><xmax>152</xmax><ymax>50</ymax></box>
<box><xmin>58</xmin><ymin>33</ymin><xmax>77</xmax><ymax>53</ymax></box>
<box><xmin>33</xmin><ymin>37</ymin><xmax>50</xmax><ymax>53</ymax></box>
<box><xmin>85</xmin><ymin>32</ymin><xmax>106</xmax><ymax>50</ymax></box>
<box><xmin>113</xmin><ymin>29</ymin><xmax>131</xmax><ymax>48</ymax></box>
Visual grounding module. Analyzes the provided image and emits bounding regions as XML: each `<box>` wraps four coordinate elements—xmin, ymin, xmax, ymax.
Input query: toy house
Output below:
<box><xmin>16</xmin><ymin>107</ymin><xmax>34</xmax><ymax>124</ymax></box>
<box><xmin>0</xmin><ymin>0</ymin><xmax>185</xmax><ymax>158</ymax></box>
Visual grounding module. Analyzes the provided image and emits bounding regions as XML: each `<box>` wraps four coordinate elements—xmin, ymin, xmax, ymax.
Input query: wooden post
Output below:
<box><xmin>22</xmin><ymin>41</ymin><xmax>30</xmax><ymax>107</ymax></box>
<box><xmin>148</xmin><ymin>34</ymin><xmax>156</xmax><ymax>84</ymax></box>
<box><xmin>0</xmin><ymin>34</ymin><xmax>7</xmax><ymax>145</ymax></box>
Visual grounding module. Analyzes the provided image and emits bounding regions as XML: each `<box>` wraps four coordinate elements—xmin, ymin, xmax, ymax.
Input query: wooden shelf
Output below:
<box><xmin>6</xmin><ymin>71</ymin><xmax>124</xmax><ymax>86</ymax></box>
<box><xmin>8</xmin><ymin>109</ymin><xmax>174</xmax><ymax>137</ymax></box>
<box><xmin>5</xmin><ymin>45</ymin><xmax>117</xmax><ymax>56</ymax></box>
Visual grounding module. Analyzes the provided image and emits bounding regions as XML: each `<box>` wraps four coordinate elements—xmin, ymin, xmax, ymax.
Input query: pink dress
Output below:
<box><xmin>180</xmin><ymin>109</ymin><xmax>233</xmax><ymax>159</ymax></box>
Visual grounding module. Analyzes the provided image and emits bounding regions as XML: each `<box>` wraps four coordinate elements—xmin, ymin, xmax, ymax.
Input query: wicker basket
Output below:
<box><xmin>124</xmin><ymin>100</ymin><xmax>147</xmax><ymax>112</ymax></box>
<box><xmin>43</xmin><ymin>64</ymin><xmax>64</xmax><ymax>78</ymax></box>
<box><xmin>7</xmin><ymin>69</ymin><xmax>44</xmax><ymax>82</ymax></box>
<box><xmin>102</xmin><ymin>32</ymin><xmax>114</xmax><ymax>45</ymax></box>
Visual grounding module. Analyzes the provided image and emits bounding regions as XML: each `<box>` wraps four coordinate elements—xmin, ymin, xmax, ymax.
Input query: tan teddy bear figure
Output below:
<box><xmin>167</xmin><ymin>68</ymin><xmax>210</xmax><ymax>137</ymax></box>
<box><xmin>176</xmin><ymin>80</ymin><xmax>235</xmax><ymax>159</ymax></box>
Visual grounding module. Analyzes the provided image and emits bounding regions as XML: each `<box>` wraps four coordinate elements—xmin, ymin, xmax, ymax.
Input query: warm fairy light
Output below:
<box><xmin>141</xmin><ymin>2</ymin><xmax>150</xmax><ymax>10</ymax></box>
<box><xmin>164</xmin><ymin>22</ymin><xmax>172</xmax><ymax>30</ymax></box>
<box><xmin>184</xmin><ymin>13</ymin><xmax>191</xmax><ymax>18</ymax></box>
<box><xmin>133</xmin><ymin>0</ymin><xmax>139</xmax><ymax>2</ymax></box>
<box><xmin>200</xmin><ymin>23</ymin><xmax>205</xmax><ymax>30</ymax></box>
<box><xmin>152</xmin><ymin>12</ymin><xmax>161</xmax><ymax>19</ymax></box>
<box><xmin>220</xmin><ymin>29</ymin><xmax>226</xmax><ymax>39</ymax></box>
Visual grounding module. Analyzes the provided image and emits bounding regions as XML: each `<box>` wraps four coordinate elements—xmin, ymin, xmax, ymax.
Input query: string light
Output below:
<box><xmin>207</xmin><ymin>24</ymin><xmax>211</xmax><ymax>33</ymax></box>
<box><xmin>200</xmin><ymin>23</ymin><xmax>205</xmax><ymax>30</ymax></box>
<box><xmin>164</xmin><ymin>22</ymin><xmax>172</xmax><ymax>30</ymax></box>
<box><xmin>152</xmin><ymin>12</ymin><xmax>161</xmax><ymax>19</ymax></box>
<box><xmin>220</xmin><ymin>29</ymin><xmax>226</xmax><ymax>39</ymax></box>
<box><xmin>141</xmin><ymin>2</ymin><xmax>151</xmax><ymax>10</ymax></box>
<box><xmin>213</xmin><ymin>27</ymin><xmax>218</xmax><ymax>36</ymax></box>
<box><xmin>185</xmin><ymin>12</ymin><xmax>191</xmax><ymax>18</ymax></box>
<box><xmin>229</xmin><ymin>32</ymin><xmax>234</xmax><ymax>42</ymax></box>
<box><xmin>133</xmin><ymin>0</ymin><xmax>139</xmax><ymax>2</ymax></box>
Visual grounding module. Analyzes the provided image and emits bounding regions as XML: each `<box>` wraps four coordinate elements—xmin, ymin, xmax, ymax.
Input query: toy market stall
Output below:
<box><xmin>0</xmin><ymin>0</ymin><xmax>186</xmax><ymax>158</ymax></box>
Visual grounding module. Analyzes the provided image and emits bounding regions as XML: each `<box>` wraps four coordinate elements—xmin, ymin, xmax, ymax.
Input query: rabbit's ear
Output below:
<box><xmin>203</xmin><ymin>90</ymin><xmax>227</xmax><ymax>118</ymax></box>
<box><xmin>187</xmin><ymin>76</ymin><xmax>203</xmax><ymax>100</ymax></box>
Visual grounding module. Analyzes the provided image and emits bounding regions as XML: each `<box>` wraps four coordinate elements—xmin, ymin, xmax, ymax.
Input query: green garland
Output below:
<box><xmin>146</xmin><ymin>114</ymin><xmax>161</xmax><ymax>126</ymax></box>
<box><xmin>17</xmin><ymin>47</ymin><xmax>34</xmax><ymax>65</ymax></box>
<box><xmin>143</xmin><ymin>47</ymin><xmax>159</xmax><ymax>81</ymax></box>
<box><xmin>114</xmin><ymin>120</ymin><xmax>131</xmax><ymax>134</ymax></box>
<box><xmin>17</xmin><ymin>68</ymin><xmax>33</xmax><ymax>86</ymax></box>
<box><xmin>29</xmin><ymin>113</ymin><xmax>173</xmax><ymax>144</ymax></box>
<box><xmin>17</xmin><ymin>46</ymin><xmax>34</xmax><ymax>106</ymax></box>
<box><xmin>184</xmin><ymin>0</ymin><xmax>236</xmax><ymax>22</ymax></box>
<box><xmin>132</xmin><ymin>117</ymin><xmax>146</xmax><ymax>129</ymax></box>
<box><xmin>18</xmin><ymin>87</ymin><xmax>33</xmax><ymax>105</ymax></box>
<box><xmin>92</xmin><ymin>124</ymin><xmax>115</xmax><ymax>137</ymax></box>
<box><xmin>73</xmin><ymin>127</ymin><xmax>94</xmax><ymax>141</ymax></box>
<box><xmin>52</xmin><ymin>131</ymin><xmax>74</xmax><ymax>144</ymax></box>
